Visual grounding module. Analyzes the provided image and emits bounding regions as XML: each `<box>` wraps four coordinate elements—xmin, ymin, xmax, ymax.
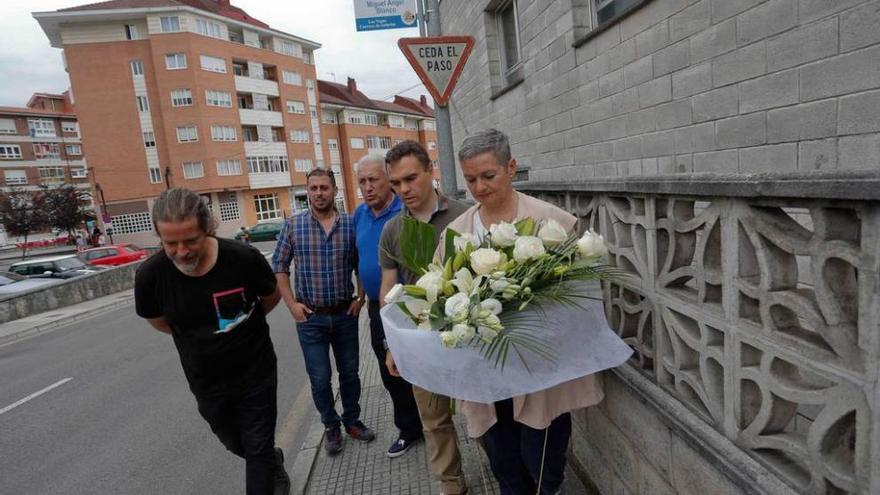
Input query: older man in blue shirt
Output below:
<box><xmin>352</xmin><ymin>154</ymin><xmax>424</xmax><ymax>458</ymax></box>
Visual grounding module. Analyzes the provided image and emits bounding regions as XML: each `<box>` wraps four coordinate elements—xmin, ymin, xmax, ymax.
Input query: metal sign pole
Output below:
<box><xmin>418</xmin><ymin>0</ymin><xmax>459</xmax><ymax>197</ymax></box>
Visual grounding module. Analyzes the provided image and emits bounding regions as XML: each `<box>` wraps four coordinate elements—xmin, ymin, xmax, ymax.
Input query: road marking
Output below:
<box><xmin>0</xmin><ymin>377</ymin><xmax>73</xmax><ymax>416</ymax></box>
<box><xmin>276</xmin><ymin>381</ymin><xmax>313</xmax><ymax>452</ymax></box>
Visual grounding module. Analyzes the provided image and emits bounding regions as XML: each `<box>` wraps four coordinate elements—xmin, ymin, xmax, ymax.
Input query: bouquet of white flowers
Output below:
<box><xmin>383</xmin><ymin>216</ymin><xmax>620</xmax><ymax>370</ymax></box>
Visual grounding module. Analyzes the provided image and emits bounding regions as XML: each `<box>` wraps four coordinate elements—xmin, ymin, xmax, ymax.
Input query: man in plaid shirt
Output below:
<box><xmin>272</xmin><ymin>168</ymin><xmax>375</xmax><ymax>455</ymax></box>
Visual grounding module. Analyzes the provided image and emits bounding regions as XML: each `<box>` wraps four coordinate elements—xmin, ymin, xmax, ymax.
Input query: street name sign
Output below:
<box><xmin>398</xmin><ymin>36</ymin><xmax>475</xmax><ymax>107</ymax></box>
<box><xmin>354</xmin><ymin>0</ymin><xmax>418</xmax><ymax>31</ymax></box>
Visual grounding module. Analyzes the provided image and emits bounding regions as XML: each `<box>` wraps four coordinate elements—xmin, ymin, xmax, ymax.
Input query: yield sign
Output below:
<box><xmin>398</xmin><ymin>36</ymin><xmax>475</xmax><ymax>107</ymax></box>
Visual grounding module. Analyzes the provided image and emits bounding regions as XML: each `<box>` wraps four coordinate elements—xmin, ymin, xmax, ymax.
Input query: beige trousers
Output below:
<box><xmin>412</xmin><ymin>385</ymin><xmax>467</xmax><ymax>494</ymax></box>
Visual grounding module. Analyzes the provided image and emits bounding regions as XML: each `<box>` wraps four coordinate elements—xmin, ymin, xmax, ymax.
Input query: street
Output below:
<box><xmin>0</xmin><ymin>297</ymin><xmax>315</xmax><ymax>495</ymax></box>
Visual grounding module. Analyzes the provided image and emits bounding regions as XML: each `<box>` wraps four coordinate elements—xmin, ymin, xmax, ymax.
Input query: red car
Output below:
<box><xmin>80</xmin><ymin>243</ymin><xmax>149</xmax><ymax>266</ymax></box>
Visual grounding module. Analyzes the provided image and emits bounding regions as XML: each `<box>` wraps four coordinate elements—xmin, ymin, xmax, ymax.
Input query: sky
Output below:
<box><xmin>0</xmin><ymin>0</ymin><xmax>429</xmax><ymax>107</ymax></box>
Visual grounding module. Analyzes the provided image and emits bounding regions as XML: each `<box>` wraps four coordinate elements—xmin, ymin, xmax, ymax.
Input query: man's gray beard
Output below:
<box><xmin>173</xmin><ymin>258</ymin><xmax>199</xmax><ymax>274</ymax></box>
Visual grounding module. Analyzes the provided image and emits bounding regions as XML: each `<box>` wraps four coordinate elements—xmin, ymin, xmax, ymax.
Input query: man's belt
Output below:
<box><xmin>311</xmin><ymin>301</ymin><xmax>353</xmax><ymax>315</ymax></box>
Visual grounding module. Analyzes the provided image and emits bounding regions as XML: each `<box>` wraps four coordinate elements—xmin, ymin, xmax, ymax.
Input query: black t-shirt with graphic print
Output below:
<box><xmin>135</xmin><ymin>237</ymin><xmax>277</xmax><ymax>395</ymax></box>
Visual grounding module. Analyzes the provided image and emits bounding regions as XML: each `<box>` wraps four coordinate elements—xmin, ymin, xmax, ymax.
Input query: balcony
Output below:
<box><xmin>238</xmin><ymin>108</ymin><xmax>283</xmax><ymax>127</ymax></box>
<box><xmin>234</xmin><ymin>75</ymin><xmax>279</xmax><ymax>96</ymax></box>
<box><xmin>248</xmin><ymin>171</ymin><xmax>291</xmax><ymax>190</ymax></box>
<box><xmin>244</xmin><ymin>141</ymin><xmax>287</xmax><ymax>156</ymax></box>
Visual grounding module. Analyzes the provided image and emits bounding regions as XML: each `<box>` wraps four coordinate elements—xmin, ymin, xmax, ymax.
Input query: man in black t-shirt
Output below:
<box><xmin>135</xmin><ymin>188</ymin><xmax>289</xmax><ymax>495</ymax></box>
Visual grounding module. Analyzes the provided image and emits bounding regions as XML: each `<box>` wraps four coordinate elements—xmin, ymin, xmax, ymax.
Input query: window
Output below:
<box><xmin>111</xmin><ymin>212</ymin><xmax>153</xmax><ymax>234</ymax></box>
<box><xmin>194</xmin><ymin>19</ymin><xmax>223</xmax><ymax>39</ymax></box>
<box><xmin>70</xmin><ymin>166</ymin><xmax>87</xmax><ymax>178</ymax></box>
<box><xmin>278</xmin><ymin>40</ymin><xmax>301</xmax><ymax>57</ymax></box>
<box><xmin>182</xmin><ymin>161</ymin><xmax>204</xmax><ymax>179</ymax></box>
<box><xmin>38</xmin><ymin>166</ymin><xmax>65</xmax><ymax>184</ymax></box>
<box><xmin>428</xmin><ymin>141</ymin><xmax>437</xmax><ymax>150</ymax></box>
<box><xmin>130</xmin><ymin>60</ymin><xmax>144</xmax><ymax>76</ymax></box>
<box><xmin>321</xmin><ymin>112</ymin><xmax>337</xmax><ymax>124</ymax></box>
<box><xmin>125</xmin><ymin>24</ymin><xmax>139</xmax><ymax>39</ymax></box>
<box><xmin>61</xmin><ymin>121</ymin><xmax>79</xmax><ymax>135</ymax></box>
<box><xmin>310</xmin><ymin>108</ymin><xmax>318</xmax><ymax>118</ymax></box>
<box><xmin>388</xmin><ymin>115</ymin><xmax>405</xmax><ymax>128</ymax></box>
<box><xmin>148</xmin><ymin>167</ymin><xmax>162</xmax><ymax>184</ymax></box>
<box><xmin>28</xmin><ymin>119</ymin><xmax>55</xmax><ymax>137</ymax></box>
<box><xmin>294</xmin><ymin>158</ymin><xmax>313</xmax><ymax>172</ymax></box>
<box><xmin>210</xmin><ymin>125</ymin><xmax>237</xmax><ymax>142</ymax></box>
<box><xmin>1</xmin><ymin>145</ymin><xmax>23</xmax><ymax>159</ymax></box>
<box><xmin>66</xmin><ymin>144</ymin><xmax>83</xmax><ymax>155</ymax></box>
<box><xmin>246</xmin><ymin>156</ymin><xmax>289</xmax><ymax>174</ymax></box>
<box><xmin>282</xmin><ymin>70</ymin><xmax>302</xmax><ymax>85</ymax></box>
<box><xmin>176</xmin><ymin>125</ymin><xmax>198</xmax><ymax>143</ymax></box>
<box><xmin>347</xmin><ymin>111</ymin><xmax>364</xmax><ymax>125</ymax></box>
<box><xmin>364</xmin><ymin>113</ymin><xmax>379</xmax><ymax>126</ymax></box>
<box><xmin>495</xmin><ymin>0</ymin><xmax>522</xmax><ymax>76</ymax></box>
<box><xmin>0</xmin><ymin>119</ymin><xmax>16</xmax><ymax>134</ymax></box>
<box><xmin>200</xmin><ymin>55</ymin><xmax>227</xmax><ymax>73</ymax></box>
<box><xmin>5</xmin><ymin>170</ymin><xmax>26</xmax><ymax>185</ymax></box>
<box><xmin>160</xmin><ymin>16</ymin><xmax>180</xmax><ymax>33</ymax></box>
<box><xmin>423</xmin><ymin>120</ymin><xmax>436</xmax><ymax>131</ymax></box>
<box><xmin>286</xmin><ymin>100</ymin><xmax>305</xmax><ymax>114</ymax></box>
<box><xmin>219</xmin><ymin>200</ymin><xmax>241</xmax><ymax>222</ymax></box>
<box><xmin>254</xmin><ymin>193</ymin><xmax>280</xmax><ymax>221</ymax></box>
<box><xmin>366</xmin><ymin>136</ymin><xmax>392</xmax><ymax>149</ymax></box>
<box><xmin>232</xmin><ymin>62</ymin><xmax>247</xmax><ymax>76</ymax></box>
<box><xmin>216</xmin><ymin>159</ymin><xmax>242</xmax><ymax>176</ymax></box>
<box><xmin>350</xmin><ymin>138</ymin><xmax>364</xmax><ymax>149</ymax></box>
<box><xmin>205</xmin><ymin>90</ymin><xmax>232</xmax><ymax>107</ymax></box>
<box><xmin>290</xmin><ymin>129</ymin><xmax>309</xmax><ymax>143</ymax></box>
<box><xmin>405</xmin><ymin>118</ymin><xmax>418</xmax><ymax>130</ymax></box>
<box><xmin>241</xmin><ymin>127</ymin><xmax>258</xmax><ymax>142</ymax></box>
<box><xmin>165</xmin><ymin>53</ymin><xmax>187</xmax><ymax>70</ymax></box>
<box><xmin>33</xmin><ymin>143</ymin><xmax>61</xmax><ymax>159</ymax></box>
<box><xmin>137</xmin><ymin>96</ymin><xmax>150</xmax><ymax>112</ymax></box>
<box><xmin>171</xmin><ymin>89</ymin><xmax>193</xmax><ymax>107</ymax></box>
<box><xmin>143</xmin><ymin>131</ymin><xmax>156</xmax><ymax>148</ymax></box>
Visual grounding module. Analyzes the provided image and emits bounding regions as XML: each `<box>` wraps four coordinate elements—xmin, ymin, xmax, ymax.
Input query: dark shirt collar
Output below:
<box><xmin>402</xmin><ymin>189</ymin><xmax>448</xmax><ymax>220</ymax></box>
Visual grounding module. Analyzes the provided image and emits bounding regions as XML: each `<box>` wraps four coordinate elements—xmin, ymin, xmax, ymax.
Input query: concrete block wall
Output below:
<box><xmin>440</xmin><ymin>0</ymin><xmax>880</xmax><ymax>183</ymax></box>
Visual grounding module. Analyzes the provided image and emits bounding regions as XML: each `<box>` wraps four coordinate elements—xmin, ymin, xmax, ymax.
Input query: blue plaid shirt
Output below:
<box><xmin>271</xmin><ymin>210</ymin><xmax>357</xmax><ymax>308</ymax></box>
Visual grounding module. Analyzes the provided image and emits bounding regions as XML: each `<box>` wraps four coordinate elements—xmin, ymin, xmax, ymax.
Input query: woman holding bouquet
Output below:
<box><xmin>445</xmin><ymin>129</ymin><xmax>604</xmax><ymax>495</ymax></box>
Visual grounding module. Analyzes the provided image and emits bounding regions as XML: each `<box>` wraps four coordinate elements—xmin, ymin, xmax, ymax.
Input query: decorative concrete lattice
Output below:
<box><xmin>527</xmin><ymin>189</ymin><xmax>878</xmax><ymax>495</ymax></box>
<box><xmin>110</xmin><ymin>211</ymin><xmax>152</xmax><ymax>234</ymax></box>
<box><xmin>218</xmin><ymin>200</ymin><xmax>240</xmax><ymax>223</ymax></box>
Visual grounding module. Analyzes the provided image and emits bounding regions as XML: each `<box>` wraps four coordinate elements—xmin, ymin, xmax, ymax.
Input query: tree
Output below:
<box><xmin>42</xmin><ymin>184</ymin><xmax>92</xmax><ymax>237</ymax></box>
<box><xmin>0</xmin><ymin>188</ymin><xmax>49</xmax><ymax>257</ymax></box>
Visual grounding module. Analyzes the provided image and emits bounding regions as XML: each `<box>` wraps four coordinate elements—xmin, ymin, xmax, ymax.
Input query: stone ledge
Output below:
<box><xmin>520</xmin><ymin>170</ymin><xmax>880</xmax><ymax>200</ymax></box>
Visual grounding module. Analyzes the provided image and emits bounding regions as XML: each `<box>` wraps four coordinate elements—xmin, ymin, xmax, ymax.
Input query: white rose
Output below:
<box><xmin>440</xmin><ymin>331</ymin><xmax>459</xmax><ymax>348</ymax></box>
<box><xmin>416</xmin><ymin>270</ymin><xmax>445</xmax><ymax>303</ymax></box>
<box><xmin>384</xmin><ymin>283</ymin><xmax>404</xmax><ymax>304</ymax></box>
<box><xmin>470</xmin><ymin>248</ymin><xmax>503</xmax><ymax>275</ymax></box>
<box><xmin>513</xmin><ymin>236</ymin><xmax>546</xmax><ymax>262</ymax></box>
<box><xmin>489</xmin><ymin>221</ymin><xmax>518</xmax><ymax>247</ymax></box>
<box><xmin>480</xmin><ymin>298</ymin><xmax>503</xmax><ymax>315</ymax></box>
<box><xmin>537</xmin><ymin>219</ymin><xmax>568</xmax><ymax>247</ymax></box>
<box><xmin>577</xmin><ymin>230</ymin><xmax>608</xmax><ymax>259</ymax></box>
<box><xmin>489</xmin><ymin>278</ymin><xmax>511</xmax><ymax>293</ymax></box>
<box><xmin>453</xmin><ymin>233</ymin><xmax>478</xmax><ymax>252</ymax></box>
<box><xmin>444</xmin><ymin>292</ymin><xmax>470</xmax><ymax>318</ymax></box>
<box><xmin>477</xmin><ymin>325</ymin><xmax>499</xmax><ymax>343</ymax></box>
<box><xmin>451</xmin><ymin>323</ymin><xmax>476</xmax><ymax>341</ymax></box>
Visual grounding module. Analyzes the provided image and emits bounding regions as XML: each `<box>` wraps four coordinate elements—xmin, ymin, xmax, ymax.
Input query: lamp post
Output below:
<box><xmin>94</xmin><ymin>182</ymin><xmax>114</xmax><ymax>244</ymax></box>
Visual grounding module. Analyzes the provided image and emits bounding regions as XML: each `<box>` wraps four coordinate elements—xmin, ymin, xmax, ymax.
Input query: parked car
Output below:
<box><xmin>9</xmin><ymin>255</ymin><xmax>99</xmax><ymax>279</ymax></box>
<box><xmin>234</xmin><ymin>220</ymin><xmax>284</xmax><ymax>242</ymax></box>
<box><xmin>81</xmin><ymin>243</ymin><xmax>149</xmax><ymax>266</ymax></box>
<box><xmin>0</xmin><ymin>278</ymin><xmax>63</xmax><ymax>295</ymax></box>
<box><xmin>0</xmin><ymin>271</ymin><xmax>26</xmax><ymax>287</ymax></box>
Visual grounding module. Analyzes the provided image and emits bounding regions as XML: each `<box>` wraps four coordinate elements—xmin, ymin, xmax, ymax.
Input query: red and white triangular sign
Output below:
<box><xmin>398</xmin><ymin>36</ymin><xmax>475</xmax><ymax>107</ymax></box>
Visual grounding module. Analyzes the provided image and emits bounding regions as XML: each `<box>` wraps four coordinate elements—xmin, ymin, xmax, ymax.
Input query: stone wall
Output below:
<box><xmin>439</xmin><ymin>0</ymin><xmax>880</xmax><ymax>184</ymax></box>
<box><xmin>520</xmin><ymin>173</ymin><xmax>879</xmax><ymax>494</ymax></box>
<box><xmin>0</xmin><ymin>261</ymin><xmax>140</xmax><ymax>323</ymax></box>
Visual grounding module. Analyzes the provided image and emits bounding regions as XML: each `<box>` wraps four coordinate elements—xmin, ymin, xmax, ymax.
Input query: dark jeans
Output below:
<box><xmin>296</xmin><ymin>312</ymin><xmax>362</xmax><ymax>428</ymax></box>
<box><xmin>368</xmin><ymin>301</ymin><xmax>423</xmax><ymax>441</ymax></box>
<box><xmin>482</xmin><ymin>399</ymin><xmax>572</xmax><ymax>495</ymax></box>
<box><xmin>195</xmin><ymin>364</ymin><xmax>278</xmax><ymax>495</ymax></box>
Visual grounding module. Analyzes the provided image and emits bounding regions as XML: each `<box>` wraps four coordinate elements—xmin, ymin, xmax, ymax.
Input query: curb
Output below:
<box><xmin>290</xmin><ymin>383</ymin><xmax>341</xmax><ymax>495</ymax></box>
<box><xmin>0</xmin><ymin>293</ymin><xmax>135</xmax><ymax>347</ymax></box>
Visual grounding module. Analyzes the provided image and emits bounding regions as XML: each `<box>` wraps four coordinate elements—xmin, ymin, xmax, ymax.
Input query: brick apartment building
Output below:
<box><xmin>34</xmin><ymin>0</ymin><xmax>324</xmax><ymax>244</ymax></box>
<box><xmin>317</xmin><ymin>77</ymin><xmax>438</xmax><ymax>210</ymax></box>
<box><xmin>0</xmin><ymin>92</ymin><xmax>90</xmax><ymax>195</ymax></box>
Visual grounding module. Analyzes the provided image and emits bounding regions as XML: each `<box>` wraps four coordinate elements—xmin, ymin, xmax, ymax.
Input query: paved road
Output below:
<box><xmin>0</xmin><ymin>300</ymin><xmax>317</xmax><ymax>495</ymax></box>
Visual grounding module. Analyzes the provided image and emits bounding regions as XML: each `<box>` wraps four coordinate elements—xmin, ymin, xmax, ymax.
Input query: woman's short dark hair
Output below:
<box><xmin>152</xmin><ymin>187</ymin><xmax>217</xmax><ymax>235</ymax></box>
<box><xmin>385</xmin><ymin>140</ymin><xmax>431</xmax><ymax>170</ymax></box>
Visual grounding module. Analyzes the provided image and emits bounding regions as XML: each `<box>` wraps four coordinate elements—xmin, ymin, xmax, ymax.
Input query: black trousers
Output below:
<box><xmin>482</xmin><ymin>398</ymin><xmax>572</xmax><ymax>495</ymax></box>
<box><xmin>195</xmin><ymin>364</ymin><xmax>278</xmax><ymax>495</ymax></box>
<box><xmin>368</xmin><ymin>301</ymin><xmax>423</xmax><ymax>441</ymax></box>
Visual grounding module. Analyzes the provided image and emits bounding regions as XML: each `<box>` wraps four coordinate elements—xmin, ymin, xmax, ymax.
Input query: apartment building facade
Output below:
<box><xmin>35</xmin><ymin>0</ymin><xmax>324</xmax><ymax>244</ymax></box>
<box><xmin>0</xmin><ymin>92</ymin><xmax>89</xmax><ymax>194</ymax></box>
<box><xmin>317</xmin><ymin>77</ymin><xmax>439</xmax><ymax>210</ymax></box>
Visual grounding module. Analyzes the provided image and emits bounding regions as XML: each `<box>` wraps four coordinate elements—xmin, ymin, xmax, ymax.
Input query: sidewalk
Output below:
<box><xmin>295</xmin><ymin>312</ymin><xmax>590</xmax><ymax>495</ymax></box>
